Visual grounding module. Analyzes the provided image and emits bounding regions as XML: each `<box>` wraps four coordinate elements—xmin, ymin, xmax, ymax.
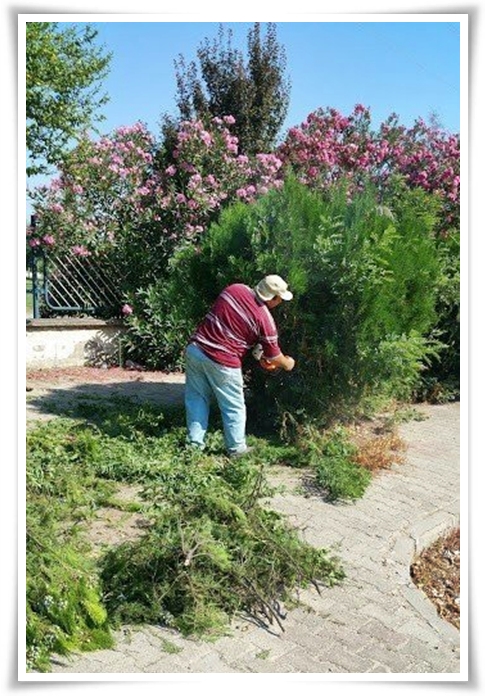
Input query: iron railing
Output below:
<box><xmin>28</xmin><ymin>248</ymin><xmax>122</xmax><ymax>319</ymax></box>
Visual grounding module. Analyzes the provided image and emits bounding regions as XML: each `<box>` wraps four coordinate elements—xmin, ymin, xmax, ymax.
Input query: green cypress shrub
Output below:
<box><xmin>127</xmin><ymin>175</ymin><xmax>442</xmax><ymax>430</ymax></box>
<box><xmin>417</xmin><ymin>231</ymin><xmax>460</xmax><ymax>401</ymax></box>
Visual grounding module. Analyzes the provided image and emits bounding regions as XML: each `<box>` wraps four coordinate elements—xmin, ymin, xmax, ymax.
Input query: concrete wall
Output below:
<box><xmin>26</xmin><ymin>318</ymin><xmax>126</xmax><ymax>369</ymax></box>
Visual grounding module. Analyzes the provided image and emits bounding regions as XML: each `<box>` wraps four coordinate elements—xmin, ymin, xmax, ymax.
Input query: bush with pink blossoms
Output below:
<box><xmin>28</xmin><ymin>122</ymin><xmax>158</xmax><ymax>266</ymax></box>
<box><xmin>29</xmin><ymin>116</ymin><xmax>284</xmax><ymax>302</ymax></box>
<box><xmin>155</xmin><ymin>116</ymin><xmax>284</xmax><ymax>244</ymax></box>
<box><xmin>277</xmin><ymin>105</ymin><xmax>459</xmax><ymax>236</ymax></box>
<box><xmin>27</xmin><ymin>106</ymin><xmax>459</xmax><ymax>395</ymax></box>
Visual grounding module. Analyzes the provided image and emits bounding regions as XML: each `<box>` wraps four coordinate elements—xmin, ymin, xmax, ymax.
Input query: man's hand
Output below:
<box><xmin>282</xmin><ymin>356</ymin><xmax>295</xmax><ymax>371</ymax></box>
<box><xmin>265</xmin><ymin>354</ymin><xmax>295</xmax><ymax>371</ymax></box>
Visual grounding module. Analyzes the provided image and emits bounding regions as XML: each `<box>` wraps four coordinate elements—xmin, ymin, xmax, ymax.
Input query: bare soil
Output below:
<box><xmin>26</xmin><ymin>364</ymin><xmax>183</xmax><ymax>385</ymax></box>
<box><xmin>25</xmin><ymin>364</ymin><xmax>460</xmax><ymax>630</ymax></box>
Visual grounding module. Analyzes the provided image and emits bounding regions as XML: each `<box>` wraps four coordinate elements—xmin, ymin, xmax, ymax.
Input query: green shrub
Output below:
<box><xmin>125</xmin><ymin>175</ymin><xmax>442</xmax><ymax>430</ymax></box>
<box><xmin>121</xmin><ymin>280</ymin><xmax>198</xmax><ymax>371</ymax></box>
<box><xmin>26</xmin><ymin>420</ymin><xmax>117</xmax><ymax>671</ymax></box>
<box><xmin>26</xmin><ymin>536</ymin><xmax>114</xmax><ymax>672</ymax></box>
<box><xmin>417</xmin><ymin>231</ymin><xmax>460</xmax><ymax>401</ymax></box>
<box><xmin>26</xmin><ymin>497</ymin><xmax>113</xmax><ymax>672</ymax></box>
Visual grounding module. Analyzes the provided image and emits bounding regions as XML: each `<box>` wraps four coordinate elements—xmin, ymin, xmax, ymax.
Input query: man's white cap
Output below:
<box><xmin>255</xmin><ymin>275</ymin><xmax>293</xmax><ymax>301</ymax></box>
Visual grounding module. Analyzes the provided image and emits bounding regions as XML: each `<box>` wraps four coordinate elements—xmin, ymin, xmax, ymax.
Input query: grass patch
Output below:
<box><xmin>160</xmin><ymin>638</ymin><xmax>183</xmax><ymax>654</ymax></box>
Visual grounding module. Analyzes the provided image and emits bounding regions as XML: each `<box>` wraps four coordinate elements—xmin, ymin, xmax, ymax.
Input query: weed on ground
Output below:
<box><xmin>26</xmin><ymin>399</ymin><xmax>350</xmax><ymax>670</ymax></box>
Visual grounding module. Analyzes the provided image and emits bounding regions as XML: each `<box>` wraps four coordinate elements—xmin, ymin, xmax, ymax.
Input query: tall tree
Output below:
<box><xmin>169</xmin><ymin>22</ymin><xmax>290</xmax><ymax>155</ymax></box>
<box><xmin>26</xmin><ymin>22</ymin><xmax>111</xmax><ymax>176</ymax></box>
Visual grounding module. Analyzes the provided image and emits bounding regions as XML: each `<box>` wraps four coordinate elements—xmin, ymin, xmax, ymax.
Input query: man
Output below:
<box><xmin>184</xmin><ymin>275</ymin><xmax>296</xmax><ymax>457</ymax></box>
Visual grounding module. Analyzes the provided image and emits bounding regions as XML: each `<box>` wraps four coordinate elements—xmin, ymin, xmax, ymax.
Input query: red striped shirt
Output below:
<box><xmin>191</xmin><ymin>283</ymin><xmax>282</xmax><ymax>367</ymax></box>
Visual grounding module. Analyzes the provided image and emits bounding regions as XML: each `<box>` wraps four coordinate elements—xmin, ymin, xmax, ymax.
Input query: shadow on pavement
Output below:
<box><xmin>26</xmin><ymin>380</ymin><xmax>186</xmax><ymax>425</ymax></box>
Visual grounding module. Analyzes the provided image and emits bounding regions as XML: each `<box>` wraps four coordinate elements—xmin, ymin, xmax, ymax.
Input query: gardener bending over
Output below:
<box><xmin>184</xmin><ymin>275</ymin><xmax>296</xmax><ymax>457</ymax></box>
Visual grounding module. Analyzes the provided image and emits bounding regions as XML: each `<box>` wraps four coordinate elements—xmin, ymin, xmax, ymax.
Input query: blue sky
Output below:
<box><xmin>62</xmin><ymin>18</ymin><xmax>462</xmax><ymax>142</ymax></box>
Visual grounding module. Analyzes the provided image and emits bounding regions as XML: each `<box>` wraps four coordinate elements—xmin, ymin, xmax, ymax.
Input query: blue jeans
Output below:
<box><xmin>184</xmin><ymin>342</ymin><xmax>247</xmax><ymax>455</ymax></box>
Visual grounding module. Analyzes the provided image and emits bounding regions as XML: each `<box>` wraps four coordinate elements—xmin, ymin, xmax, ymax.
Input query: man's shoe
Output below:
<box><xmin>228</xmin><ymin>446</ymin><xmax>254</xmax><ymax>459</ymax></box>
<box><xmin>185</xmin><ymin>442</ymin><xmax>205</xmax><ymax>454</ymax></box>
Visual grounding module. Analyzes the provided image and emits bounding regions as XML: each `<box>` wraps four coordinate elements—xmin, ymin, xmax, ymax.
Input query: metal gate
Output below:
<box><xmin>27</xmin><ymin>248</ymin><xmax>122</xmax><ymax>319</ymax></box>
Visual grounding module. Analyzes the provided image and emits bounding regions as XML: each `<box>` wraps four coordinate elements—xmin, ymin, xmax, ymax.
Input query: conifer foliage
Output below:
<box><xmin>143</xmin><ymin>175</ymin><xmax>443</xmax><ymax>430</ymax></box>
<box><xmin>171</xmin><ymin>22</ymin><xmax>290</xmax><ymax>155</ymax></box>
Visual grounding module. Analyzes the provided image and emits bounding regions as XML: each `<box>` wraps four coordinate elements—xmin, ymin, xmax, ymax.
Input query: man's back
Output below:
<box><xmin>191</xmin><ymin>283</ymin><xmax>280</xmax><ymax>367</ymax></box>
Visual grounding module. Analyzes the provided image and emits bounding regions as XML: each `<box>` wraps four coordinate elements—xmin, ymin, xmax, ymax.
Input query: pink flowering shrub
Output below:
<box><xmin>157</xmin><ymin>117</ymin><xmax>284</xmax><ymax>241</ymax></box>
<box><xmin>27</xmin><ymin>107</ymin><xmax>459</xmax><ymax>393</ymax></box>
<box><xmin>29</xmin><ymin>106</ymin><xmax>459</xmax><ymax>268</ymax></box>
<box><xmin>277</xmin><ymin>105</ymin><xmax>459</xmax><ymax>236</ymax></box>
<box><xmin>28</xmin><ymin>123</ymin><xmax>157</xmax><ymax>257</ymax></box>
<box><xmin>28</xmin><ymin>116</ymin><xmax>284</xmax><ymax>293</ymax></box>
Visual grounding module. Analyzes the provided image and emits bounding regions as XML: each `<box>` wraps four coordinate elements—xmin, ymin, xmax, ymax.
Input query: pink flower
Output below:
<box><xmin>121</xmin><ymin>303</ymin><xmax>133</xmax><ymax>316</ymax></box>
<box><xmin>71</xmin><ymin>244</ymin><xmax>91</xmax><ymax>257</ymax></box>
<box><xmin>200</xmin><ymin>131</ymin><xmax>213</xmax><ymax>147</ymax></box>
<box><xmin>180</xmin><ymin>161</ymin><xmax>196</xmax><ymax>173</ymax></box>
<box><xmin>188</xmin><ymin>173</ymin><xmax>203</xmax><ymax>188</ymax></box>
